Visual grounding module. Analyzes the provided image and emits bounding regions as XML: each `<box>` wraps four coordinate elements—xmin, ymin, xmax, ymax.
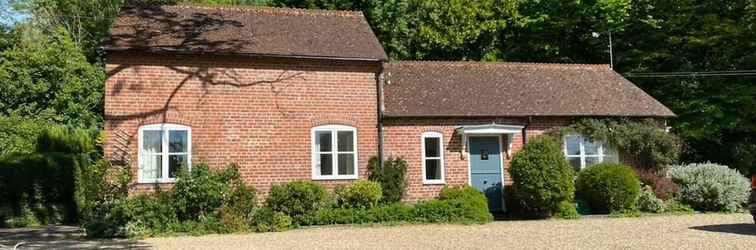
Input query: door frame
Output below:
<box><xmin>466</xmin><ymin>134</ymin><xmax>506</xmax><ymax>188</ymax></box>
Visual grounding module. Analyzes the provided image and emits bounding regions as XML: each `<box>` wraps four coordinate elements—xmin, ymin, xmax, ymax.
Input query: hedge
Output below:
<box><xmin>0</xmin><ymin>152</ymin><xmax>87</xmax><ymax>226</ymax></box>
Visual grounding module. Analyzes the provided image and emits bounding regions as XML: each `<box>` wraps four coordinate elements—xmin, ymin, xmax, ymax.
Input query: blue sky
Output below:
<box><xmin>1</xmin><ymin>0</ymin><xmax>28</xmax><ymax>26</ymax></box>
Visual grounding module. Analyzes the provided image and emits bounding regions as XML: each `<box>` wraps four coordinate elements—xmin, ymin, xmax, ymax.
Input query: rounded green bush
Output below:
<box><xmin>509</xmin><ymin>136</ymin><xmax>575</xmax><ymax>216</ymax></box>
<box><xmin>669</xmin><ymin>163</ymin><xmax>750</xmax><ymax>212</ymax></box>
<box><xmin>576</xmin><ymin>163</ymin><xmax>641</xmax><ymax>213</ymax></box>
<box><xmin>336</xmin><ymin>180</ymin><xmax>383</xmax><ymax>209</ymax></box>
<box><xmin>266</xmin><ymin>181</ymin><xmax>329</xmax><ymax>222</ymax></box>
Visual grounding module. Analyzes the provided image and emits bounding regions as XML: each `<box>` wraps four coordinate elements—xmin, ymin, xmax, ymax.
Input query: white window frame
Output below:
<box><xmin>563</xmin><ymin>134</ymin><xmax>616</xmax><ymax>169</ymax></box>
<box><xmin>311</xmin><ymin>125</ymin><xmax>358</xmax><ymax>180</ymax></box>
<box><xmin>421</xmin><ymin>132</ymin><xmax>445</xmax><ymax>184</ymax></box>
<box><xmin>138</xmin><ymin>123</ymin><xmax>192</xmax><ymax>183</ymax></box>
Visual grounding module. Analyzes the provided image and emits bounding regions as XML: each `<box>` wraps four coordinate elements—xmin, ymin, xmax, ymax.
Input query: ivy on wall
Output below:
<box><xmin>548</xmin><ymin>119</ymin><xmax>681</xmax><ymax>170</ymax></box>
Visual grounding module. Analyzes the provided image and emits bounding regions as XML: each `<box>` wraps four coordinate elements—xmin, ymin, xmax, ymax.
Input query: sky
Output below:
<box><xmin>1</xmin><ymin>0</ymin><xmax>28</xmax><ymax>26</ymax></box>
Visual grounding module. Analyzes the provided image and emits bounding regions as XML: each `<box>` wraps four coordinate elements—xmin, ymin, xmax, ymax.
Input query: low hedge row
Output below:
<box><xmin>85</xmin><ymin>164</ymin><xmax>493</xmax><ymax>238</ymax></box>
<box><xmin>301</xmin><ymin>186</ymin><xmax>492</xmax><ymax>225</ymax></box>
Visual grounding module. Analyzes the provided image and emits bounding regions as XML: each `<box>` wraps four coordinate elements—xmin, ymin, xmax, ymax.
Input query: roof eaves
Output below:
<box><xmin>100</xmin><ymin>46</ymin><xmax>387</xmax><ymax>62</ymax></box>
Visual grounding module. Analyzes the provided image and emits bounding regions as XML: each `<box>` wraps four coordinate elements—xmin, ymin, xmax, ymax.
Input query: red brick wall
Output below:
<box><xmin>382</xmin><ymin>117</ymin><xmax>571</xmax><ymax>201</ymax></box>
<box><xmin>104</xmin><ymin>52</ymin><xmax>380</xmax><ymax>196</ymax></box>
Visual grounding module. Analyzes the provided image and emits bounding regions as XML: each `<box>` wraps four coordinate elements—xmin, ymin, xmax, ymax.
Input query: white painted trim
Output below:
<box><xmin>311</xmin><ymin>125</ymin><xmax>359</xmax><ymax>180</ymax></box>
<box><xmin>421</xmin><ymin>132</ymin><xmax>445</xmax><ymax>185</ymax></box>
<box><xmin>563</xmin><ymin>134</ymin><xmax>618</xmax><ymax>169</ymax></box>
<box><xmin>457</xmin><ymin>123</ymin><xmax>524</xmax><ymax>135</ymax></box>
<box><xmin>137</xmin><ymin>123</ymin><xmax>192</xmax><ymax>184</ymax></box>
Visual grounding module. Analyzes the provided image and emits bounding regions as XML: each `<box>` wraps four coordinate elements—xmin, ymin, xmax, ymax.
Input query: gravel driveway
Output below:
<box><xmin>2</xmin><ymin>213</ymin><xmax>754</xmax><ymax>249</ymax></box>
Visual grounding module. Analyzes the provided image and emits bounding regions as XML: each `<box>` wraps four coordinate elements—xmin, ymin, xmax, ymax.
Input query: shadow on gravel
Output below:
<box><xmin>690</xmin><ymin>224</ymin><xmax>756</xmax><ymax>236</ymax></box>
<box><xmin>0</xmin><ymin>226</ymin><xmax>150</xmax><ymax>249</ymax></box>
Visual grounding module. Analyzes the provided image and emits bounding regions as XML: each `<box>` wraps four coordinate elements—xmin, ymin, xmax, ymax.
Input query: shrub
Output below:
<box><xmin>266</xmin><ymin>181</ymin><xmax>329</xmax><ymax>222</ymax></box>
<box><xmin>669</xmin><ymin>163</ymin><xmax>750</xmax><ymax>212</ymax></box>
<box><xmin>635</xmin><ymin>168</ymin><xmax>680</xmax><ymax>200</ymax></box>
<box><xmin>576</xmin><ymin>163</ymin><xmax>641</xmax><ymax>213</ymax></box>
<box><xmin>336</xmin><ymin>180</ymin><xmax>382</xmax><ymax>209</ymax></box>
<box><xmin>439</xmin><ymin>186</ymin><xmax>483</xmax><ymax>201</ymax></box>
<box><xmin>509</xmin><ymin>136</ymin><xmax>575</xmax><ymax>216</ymax></box>
<box><xmin>1</xmin><ymin>206</ymin><xmax>39</xmax><ymax>228</ymax></box>
<box><xmin>551</xmin><ymin>119</ymin><xmax>681</xmax><ymax>170</ymax></box>
<box><xmin>301</xmin><ymin>186</ymin><xmax>492</xmax><ymax>225</ymax></box>
<box><xmin>84</xmin><ymin>192</ymin><xmax>177</xmax><ymax>238</ymax></box>
<box><xmin>251</xmin><ymin>208</ymin><xmax>292</xmax><ymax>232</ymax></box>
<box><xmin>556</xmin><ymin>201</ymin><xmax>580</xmax><ymax>219</ymax></box>
<box><xmin>0</xmin><ymin>152</ymin><xmax>85</xmax><ymax>225</ymax></box>
<box><xmin>637</xmin><ymin>185</ymin><xmax>664</xmax><ymax>213</ymax></box>
<box><xmin>662</xmin><ymin>200</ymin><xmax>694</xmax><ymax>213</ymax></box>
<box><xmin>84</xmin><ymin>163</ymin><xmax>257</xmax><ymax>238</ymax></box>
<box><xmin>413</xmin><ymin>186</ymin><xmax>492</xmax><ymax>224</ymax></box>
<box><xmin>301</xmin><ymin>203</ymin><xmax>415</xmax><ymax>225</ymax></box>
<box><xmin>172</xmin><ymin>164</ymin><xmax>227</xmax><ymax>220</ymax></box>
<box><xmin>368</xmin><ymin>156</ymin><xmax>408</xmax><ymax>203</ymax></box>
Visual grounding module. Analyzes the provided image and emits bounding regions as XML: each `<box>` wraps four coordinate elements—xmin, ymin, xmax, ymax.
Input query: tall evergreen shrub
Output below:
<box><xmin>509</xmin><ymin>136</ymin><xmax>575</xmax><ymax>217</ymax></box>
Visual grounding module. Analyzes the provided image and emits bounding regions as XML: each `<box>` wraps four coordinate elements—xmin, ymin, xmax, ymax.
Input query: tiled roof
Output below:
<box><xmin>103</xmin><ymin>5</ymin><xmax>388</xmax><ymax>60</ymax></box>
<box><xmin>383</xmin><ymin>61</ymin><xmax>675</xmax><ymax>117</ymax></box>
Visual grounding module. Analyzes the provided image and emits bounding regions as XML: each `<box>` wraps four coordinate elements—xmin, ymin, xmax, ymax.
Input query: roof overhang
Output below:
<box><xmin>456</xmin><ymin>123</ymin><xmax>524</xmax><ymax>135</ymax></box>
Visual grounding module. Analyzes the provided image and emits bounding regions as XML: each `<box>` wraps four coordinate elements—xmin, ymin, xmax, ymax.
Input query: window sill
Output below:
<box><xmin>312</xmin><ymin>175</ymin><xmax>358</xmax><ymax>181</ymax></box>
<box><xmin>138</xmin><ymin>179</ymin><xmax>177</xmax><ymax>184</ymax></box>
<box><xmin>423</xmin><ymin>180</ymin><xmax>445</xmax><ymax>185</ymax></box>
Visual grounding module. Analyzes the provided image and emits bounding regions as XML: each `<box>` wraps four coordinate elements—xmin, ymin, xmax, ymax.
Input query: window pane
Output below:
<box><xmin>169</xmin><ymin>130</ymin><xmax>188</xmax><ymax>153</ymax></box>
<box><xmin>169</xmin><ymin>155</ymin><xmax>187</xmax><ymax>178</ymax></box>
<box><xmin>568</xmin><ymin>157</ymin><xmax>581</xmax><ymax>172</ymax></box>
<box><xmin>603</xmin><ymin>146</ymin><xmax>619</xmax><ymax>163</ymax></box>
<box><xmin>565</xmin><ymin>136</ymin><xmax>580</xmax><ymax>155</ymax></box>
<box><xmin>319</xmin><ymin>154</ymin><xmax>333</xmax><ymax>175</ymax></box>
<box><xmin>425</xmin><ymin>159</ymin><xmax>441</xmax><ymax>180</ymax></box>
<box><xmin>424</xmin><ymin>137</ymin><xmax>440</xmax><ymax>157</ymax></box>
<box><xmin>338</xmin><ymin>153</ymin><xmax>355</xmax><ymax>175</ymax></box>
<box><xmin>315</xmin><ymin>131</ymin><xmax>332</xmax><ymax>152</ymax></box>
<box><xmin>584</xmin><ymin>140</ymin><xmax>600</xmax><ymax>155</ymax></box>
<box><xmin>337</xmin><ymin>131</ymin><xmax>354</xmax><ymax>152</ymax></box>
<box><xmin>142</xmin><ymin>154</ymin><xmax>162</xmax><ymax>180</ymax></box>
<box><xmin>585</xmin><ymin>156</ymin><xmax>600</xmax><ymax>166</ymax></box>
<box><xmin>143</xmin><ymin>131</ymin><xmax>162</xmax><ymax>153</ymax></box>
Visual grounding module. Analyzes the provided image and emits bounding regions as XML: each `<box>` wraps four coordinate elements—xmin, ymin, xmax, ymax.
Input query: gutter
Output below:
<box><xmin>100</xmin><ymin>47</ymin><xmax>387</xmax><ymax>62</ymax></box>
<box><xmin>376</xmin><ymin>66</ymin><xmax>386</xmax><ymax>169</ymax></box>
<box><xmin>523</xmin><ymin>116</ymin><xmax>532</xmax><ymax>145</ymax></box>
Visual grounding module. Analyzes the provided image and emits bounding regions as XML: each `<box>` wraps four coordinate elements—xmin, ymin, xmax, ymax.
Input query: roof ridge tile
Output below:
<box><xmin>389</xmin><ymin>60</ymin><xmax>609</xmax><ymax>69</ymax></box>
<box><xmin>168</xmin><ymin>4</ymin><xmax>363</xmax><ymax>18</ymax></box>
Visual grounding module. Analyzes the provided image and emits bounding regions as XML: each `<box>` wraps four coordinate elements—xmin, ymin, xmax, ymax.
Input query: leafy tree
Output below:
<box><xmin>0</xmin><ymin>28</ymin><xmax>104</xmax><ymax>154</ymax></box>
<box><xmin>614</xmin><ymin>0</ymin><xmax>756</xmax><ymax>175</ymax></box>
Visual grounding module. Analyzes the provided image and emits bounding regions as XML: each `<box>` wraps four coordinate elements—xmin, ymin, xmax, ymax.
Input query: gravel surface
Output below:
<box><xmin>144</xmin><ymin>213</ymin><xmax>755</xmax><ymax>250</ymax></box>
<box><xmin>2</xmin><ymin>213</ymin><xmax>753</xmax><ymax>249</ymax></box>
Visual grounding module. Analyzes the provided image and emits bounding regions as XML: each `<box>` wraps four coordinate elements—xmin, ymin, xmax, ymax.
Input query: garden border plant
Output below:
<box><xmin>548</xmin><ymin>118</ymin><xmax>681</xmax><ymax>170</ymax></box>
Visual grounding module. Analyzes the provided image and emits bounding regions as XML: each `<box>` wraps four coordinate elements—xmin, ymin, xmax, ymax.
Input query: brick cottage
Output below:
<box><xmin>102</xmin><ymin>5</ymin><xmax>674</xmax><ymax>212</ymax></box>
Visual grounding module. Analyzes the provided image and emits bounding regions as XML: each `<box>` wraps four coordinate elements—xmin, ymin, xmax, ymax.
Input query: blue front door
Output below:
<box><xmin>469</xmin><ymin>136</ymin><xmax>504</xmax><ymax>212</ymax></box>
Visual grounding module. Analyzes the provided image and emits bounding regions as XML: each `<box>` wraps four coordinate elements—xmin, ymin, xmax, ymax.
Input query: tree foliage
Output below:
<box><xmin>0</xmin><ymin>28</ymin><xmax>104</xmax><ymax>155</ymax></box>
<box><xmin>550</xmin><ymin>119</ymin><xmax>682</xmax><ymax>170</ymax></box>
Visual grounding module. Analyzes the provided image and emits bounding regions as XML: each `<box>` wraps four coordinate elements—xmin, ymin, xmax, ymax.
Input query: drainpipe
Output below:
<box><xmin>376</xmin><ymin>66</ymin><xmax>385</xmax><ymax>168</ymax></box>
<box><xmin>522</xmin><ymin>116</ymin><xmax>532</xmax><ymax>145</ymax></box>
